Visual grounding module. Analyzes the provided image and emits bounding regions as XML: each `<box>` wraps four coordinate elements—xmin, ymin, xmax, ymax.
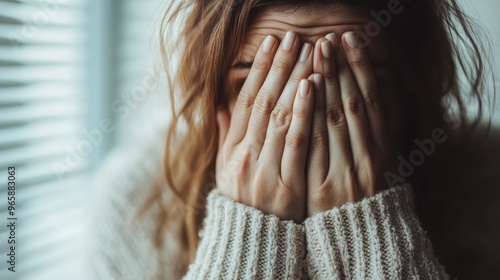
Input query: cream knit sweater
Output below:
<box><xmin>86</xmin><ymin>131</ymin><xmax>450</xmax><ymax>280</ymax></box>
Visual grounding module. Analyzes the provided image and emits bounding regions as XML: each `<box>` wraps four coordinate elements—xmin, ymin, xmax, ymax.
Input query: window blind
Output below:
<box><xmin>0</xmin><ymin>0</ymin><xmax>166</xmax><ymax>279</ymax></box>
<box><xmin>0</xmin><ymin>0</ymin><xmax>88</xmax><ymax>279</ymax></box>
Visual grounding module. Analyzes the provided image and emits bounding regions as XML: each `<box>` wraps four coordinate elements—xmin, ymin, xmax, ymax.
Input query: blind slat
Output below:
<box><xmin>0</xmin><ymin>102</ymin><xmax>84</xmax><ymax>125</ymax></box>
<box><xmin>0</xmin><ymin>84</ymin><xmax>83</xmax><ymax>103</ymax></box>
<box><xmin>0</xmin><ymin>120</ymin><xmax>84</xmax><ymax>147</ymax></box>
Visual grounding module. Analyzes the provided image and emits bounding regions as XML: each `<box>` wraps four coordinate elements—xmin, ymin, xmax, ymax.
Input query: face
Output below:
<box><xmin>223</xmin><ymin>4</ymin><xmax>404</xmax><ymax>140</ymax></box>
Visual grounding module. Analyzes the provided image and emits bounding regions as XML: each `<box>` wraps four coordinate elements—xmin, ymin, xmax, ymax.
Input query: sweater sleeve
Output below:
<box><xmin>183</xmin><ymin>190</ymin><xmax>306</xmax><ymax>280</ymax></box>
<box><xmin>304</xmin><ymin>183</ymin><xmax>449</xmax><ymax>280</ymax></box>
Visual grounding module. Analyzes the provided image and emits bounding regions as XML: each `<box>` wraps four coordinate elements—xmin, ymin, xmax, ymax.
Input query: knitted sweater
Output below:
<box><xmin>86</xmin><ymin>130</ymin><xmax>451</xmax><ymax>279</ymax></box>
<box><xmin>184</xmin><ymin>185</ymin><xmax>448</xmax><ymax>279</ymax></box>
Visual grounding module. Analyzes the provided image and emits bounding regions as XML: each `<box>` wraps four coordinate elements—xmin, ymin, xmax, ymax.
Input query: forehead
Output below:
<box><xmin>235</xmin><ymin>4</ymin><xmax>388</xmax><ymax>62</ymax></box>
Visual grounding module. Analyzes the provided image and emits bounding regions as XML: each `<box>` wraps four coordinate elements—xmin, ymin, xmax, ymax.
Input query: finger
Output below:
<box><xmin>245</xmin><ymin>31</ymin><xmax>299</xmax><ymax>148</ymax></box>
<box><xmin>317</xmin><ymin>35</ymin><xmax>354</xmax><ymax>179</ymax></box>
<box><xmin>225</xmin><ymin>35</ymin><xmax>278</xmax><ymax>146</ymax></box>
<box><xmin>343</xmin><ymin>32</ymin><xmax>387</xmax><ymax>147</ymax></box>
<box><xmin>260</xmin><ymin>42</ymin><xmax>313</xmax><ymax>165</ymax></box>
<box><xmin>334</xmin><ymin>33</ymin><xmax>373</xmax><ymax>163</ymax></box>
<box><xmin>305</xmin><ymin>72</ymin><xmax>329</xmax><ymax>188</ymax></box>
<box><xmin>281</xmin><ymin>79</ymin><xmax>314</xmax><ymax>182</ymax></box>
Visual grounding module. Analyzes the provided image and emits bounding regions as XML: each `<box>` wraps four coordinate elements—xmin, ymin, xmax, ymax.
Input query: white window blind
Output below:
<box><xmin>0</xmin><ymin>0</ymin><xmax>88</xmax><ymax>279</ymax></box>
<box><xmin>0</xmin><ymin>0</ymin><xmax>167</xmax><ymax>279</ymax></box>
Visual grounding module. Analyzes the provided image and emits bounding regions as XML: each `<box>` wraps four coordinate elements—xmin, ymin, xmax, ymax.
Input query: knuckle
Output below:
<box><xmin>253</xmin><ymin>94</ymin><xmax>275</xmax><ymax>115</ymax></box>
<box><xmin>293</xmin><ymin>105</ymin><xmax>309</xmax><ymax>119</ymax></box>
<box><xmin>363</xmin><ymin>91</ymin><xmax>380</xmax><ymax>110</ymax></box>
<box><xmin>285</xmin><ymin>131</ymin><xmax>305</xmax><ymax>149</ymax></box>
<box><xmin>253</xmin><ymin>58</ymin><xmax>270</xmax><ymax>71</ymax></box>
<box><xmin>273</xmin><ymin>55</ymin><xmax>292</xmax><ymax>72</ymax></box>
<box><xmin>310</xmin><ymin>131</ymin><xmax>328</xmax><ymax>150</ymax></box>
<box><xmin>325</xmin><ymin>106</ymin><xmax>346</xmax><ymax>126</ymax></box>
<box><xmin>350</xmin><ymin>55</ymin><xmax>367</xmax><ymax>69</ymax></box>
<box><xmin>344</xmin><ymin>95</ymin><xmax>365</xmax><ymax>114</ymax></box>
<box><xmin>270</xmin><ymin>105</ymin><xmax>292</xmax><ymax>128</ymax></box>
<box><xmin>322</xmin><ymin>60</ymin><xmax>336</xmax><ymax>79</ymax></box>
<box><xmin>322</xmin><ymin>69</ymin><xmax>336</xmax><ymax>80</ymax></box>
<box><xmin>237</xmin><ymin>90</ymin><xmax>255</xmax><ymax>109</ymax></box>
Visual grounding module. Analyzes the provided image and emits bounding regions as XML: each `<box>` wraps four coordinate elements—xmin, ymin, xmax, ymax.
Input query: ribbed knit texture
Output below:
<box><xmin>183</xmin><ymin>190</ymin><xmax>307</xmax><ymax>280</ymax></box>
<box><xmin>304</xmin><ymin>183</ymin><xmax>449</xmax><ymax>280</ymax></box>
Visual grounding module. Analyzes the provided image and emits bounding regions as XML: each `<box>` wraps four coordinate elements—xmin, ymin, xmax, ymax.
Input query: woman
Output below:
<box><xmin>88</xmin><ymin>0</ymin><xmax>499</xmax><ymax>279</ymax></box>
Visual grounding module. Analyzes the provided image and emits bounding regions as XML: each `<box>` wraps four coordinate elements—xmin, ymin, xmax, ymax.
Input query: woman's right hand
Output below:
<box><xmin>215</xmin><ymin>32</ymin><xmax>316</xmax><ymax>223</ymax></box>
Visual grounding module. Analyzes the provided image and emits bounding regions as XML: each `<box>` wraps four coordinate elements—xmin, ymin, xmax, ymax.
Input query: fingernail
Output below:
<box><xmin>299</xmin><ymin>80</ymin><xmax>310</xmax><ymax>97</ymax></box>
<box><xmin>282</xmin><ymin>31</ymin><xmax>295</xmax><ymax>51</ymax></box>
<box><xmin>313</xmin><ymin>74</ymin><xmax>322</xmax><ymax>91</ymax></box>
<box><xmin>262</xmin><ymin>35</ymin><xmax>275</xmax><ymax>53</ymax></box>
<box><xmin>325</xmin><ymin>32</ymin><xmax>338</xmax><ymax>46</ymax></box>
<box><xmin>299</xmin><ymin>43</ymin><xmax>312</xmax><ymax>62</ymax></box>
<box><xmin>345</xmin><ymin>32</ymin><xmax>359</xmax><ymax>48</ymax></box>
<box><xmin>321</xmin><ymin>41</ymin><xmax>332</xmax><ymax>58</ymax></box>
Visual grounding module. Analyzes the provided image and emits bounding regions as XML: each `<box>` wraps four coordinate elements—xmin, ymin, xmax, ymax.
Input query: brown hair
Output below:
<box><xmin>139</xmin><ymin>0</ymin><xmax>495</xmax><ymax>275</ymax></box>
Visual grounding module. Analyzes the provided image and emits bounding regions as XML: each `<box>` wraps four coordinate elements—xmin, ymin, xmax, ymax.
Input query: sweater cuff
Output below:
<box><xmin>304</xmin><ymin>183</ymin><xmax>448</xmax><ymax>280</ymax></box>
<box><xmin>183</xmin><ymin>190</ymin><xmax>306</xmax><ymax>279</ymax></box>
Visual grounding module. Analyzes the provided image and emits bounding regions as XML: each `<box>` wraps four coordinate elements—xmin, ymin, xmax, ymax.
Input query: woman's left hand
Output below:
<box><xmin>306</xmin><ymin>32</ymin><xmax>392</xmax><ymax>216</ymax></box>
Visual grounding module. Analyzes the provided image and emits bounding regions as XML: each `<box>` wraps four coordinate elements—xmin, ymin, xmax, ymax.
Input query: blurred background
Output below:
<box><xmin>0</xmin><ymin>0</ymin><xmax>498</xmax><ymax>279</ymax></box>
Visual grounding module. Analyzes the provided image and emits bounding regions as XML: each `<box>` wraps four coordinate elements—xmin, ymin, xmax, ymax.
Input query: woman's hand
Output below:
<box><xmin>216</xmin><ymin>32</ymin><xmax>315</xmax><ymax>223</ymax></box>
<box><xmin>306</xmin><ymin>32</ymin><xmax>392</xmax><ymax>216</ymax></box>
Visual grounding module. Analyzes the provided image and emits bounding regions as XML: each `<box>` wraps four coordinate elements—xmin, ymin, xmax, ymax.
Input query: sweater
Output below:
<box><xmin>183</xmin><ymin>185</ymin><xmax>448</xmax><ymax>279</ymax></box>
<box><xmin>85</xmin><ymin>129</ymin><xmax>453</xmax><ymax>279</ymax></box>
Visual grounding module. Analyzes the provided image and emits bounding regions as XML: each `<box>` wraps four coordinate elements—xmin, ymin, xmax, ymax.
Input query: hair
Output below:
<box><xmin>138</xmin><ymin>0</ymin><xmax>495</xmax><ymax>276</ymax></box>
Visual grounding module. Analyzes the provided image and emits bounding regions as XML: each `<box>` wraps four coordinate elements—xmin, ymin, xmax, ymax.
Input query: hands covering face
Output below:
<box><xmin>216</xmin><ymin>31</ymin><xmax>391</xmax><ymax>223</ymax></box>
